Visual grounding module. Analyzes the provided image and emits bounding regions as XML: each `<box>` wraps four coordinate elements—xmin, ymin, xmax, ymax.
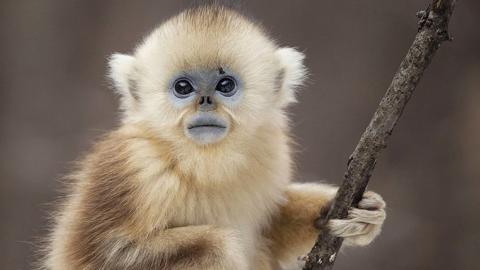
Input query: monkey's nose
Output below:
<box><xmin>198</xmin><ymin>96</ymin><xmax>216</xmax><ymax>111</ymax></box>
<box><xmin>199</xmin><ymin>96</ymin><xmax>213</xmax><ymax>105</ymax></box>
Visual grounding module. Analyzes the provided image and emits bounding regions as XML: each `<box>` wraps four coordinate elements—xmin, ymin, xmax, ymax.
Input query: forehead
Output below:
<box><xmin>135</xmin><ymin>7</ymin><xmax>279</xmax><ymax>76</ymax></box>
<box><xmin>172</xmin><ymin>67</ymin><xmax>235</xmax><ymax>89</ymax></box>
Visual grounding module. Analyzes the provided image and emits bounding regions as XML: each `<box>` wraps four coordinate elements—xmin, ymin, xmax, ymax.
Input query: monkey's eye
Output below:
<box><xmin>173</xmin><ymin>79</ymin><xmax>195</xmax><ymax>97</ymax></box>
<box><xmin>215</xmin><ymin>77</ymin><xmax>236</xmax><ymax>96</ymax></box>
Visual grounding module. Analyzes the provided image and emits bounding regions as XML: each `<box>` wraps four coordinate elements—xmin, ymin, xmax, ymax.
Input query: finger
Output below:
<box><xmin>348</xmin><ymin>208</ymin><xmax>386</xmax><ymax>225</ymax></box>
<box><xmin>328</xmin><ymin>219</ymin><xmax>371</xmax><ymax>237</ymax></box>
<box><xmin>358</xmin><ymin>191</ymin><xmax>386</xmax><ymax>210</ymax></box>
<box><xmin>342</xmin><ymin>224</ymin><xmax>380</xmax><ymax>246</ymax></box>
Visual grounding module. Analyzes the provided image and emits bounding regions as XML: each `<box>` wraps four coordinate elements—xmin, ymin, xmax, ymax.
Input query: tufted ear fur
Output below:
<box><xmin>108</xmin><ymin>53</ymin><xmax>137</xmax><ymax>110</ymax></box>
<box><xmin>274</xmin><ymin>47</ymin><xmax>307</xmax><ymax>107</ymax></box>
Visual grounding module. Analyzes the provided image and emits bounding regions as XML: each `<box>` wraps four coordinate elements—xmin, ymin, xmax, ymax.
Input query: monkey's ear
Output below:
<box><xmin>108</xmin><ymin>53</ymin><xmax>138</xmax><ymax>108</ymax></box>
<box><xmin>274</xmin><ymin>47</ymin><xmax>307</xmax><ymax>107</ymax></box>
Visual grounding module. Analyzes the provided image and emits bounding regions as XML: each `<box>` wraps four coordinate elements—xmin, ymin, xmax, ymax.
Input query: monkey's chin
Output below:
<box><xmin>184</xmin><ymin>113</ymin><xmax>229</xmax><ymax>145</ymax></box>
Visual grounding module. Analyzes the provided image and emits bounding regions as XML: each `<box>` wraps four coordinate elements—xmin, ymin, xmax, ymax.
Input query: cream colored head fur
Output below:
<box><xmin>109</xmin><ymin>6</ymin><xmax>306</xmax><ymax>151</ymax></box>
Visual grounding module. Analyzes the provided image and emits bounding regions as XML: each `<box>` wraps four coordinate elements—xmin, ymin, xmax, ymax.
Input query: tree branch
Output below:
<box><xmin>303</xmin><ymin>1</ymin><xmax>456</xmax><ymax>269</ymax></box>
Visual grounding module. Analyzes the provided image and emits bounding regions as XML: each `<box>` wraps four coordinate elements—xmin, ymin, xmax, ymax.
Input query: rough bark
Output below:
<box><xmin>303</xmin><ymin>1</ymin><xmax>456</xmax><ymax>269</ymax></box>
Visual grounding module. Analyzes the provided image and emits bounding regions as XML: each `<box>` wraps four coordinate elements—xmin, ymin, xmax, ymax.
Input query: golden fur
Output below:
<box><xmin>43</xmin><ymin>5</ymin><xmax>385</xmax><ymax>270</ymax></box>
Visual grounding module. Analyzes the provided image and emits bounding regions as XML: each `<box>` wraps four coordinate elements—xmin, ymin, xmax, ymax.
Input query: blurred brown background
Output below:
<box><xmin>1</xmin><ymin>0</ymin><xmax>479</xmax><ymax>269</ymax></box>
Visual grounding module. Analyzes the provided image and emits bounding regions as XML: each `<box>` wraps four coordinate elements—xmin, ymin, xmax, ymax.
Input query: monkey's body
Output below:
<box><xmin>46</xmin><ymin>124</ymin><xmax>319</xmax><ymax>269</ymax></box>
<box><xmin>44</xmin><ymin>6</ymin><xmax>385</xmax><ymax>270</ymax></box>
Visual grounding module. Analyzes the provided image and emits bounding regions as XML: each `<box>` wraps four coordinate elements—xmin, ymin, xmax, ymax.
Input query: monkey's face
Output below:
<box><xmin>109</xmin><ymin>8</ymin><xmax>305</xmax><ymax>146</ymax></box>
<box><xmin>160</xmin><ymin>58</ymin><xmax>275</xmax><ymax>146</ymax></box>
<box><xmin>167</xmin><ymin>67</ymin><xmax>243</xmax><ymax>144</ymax></box>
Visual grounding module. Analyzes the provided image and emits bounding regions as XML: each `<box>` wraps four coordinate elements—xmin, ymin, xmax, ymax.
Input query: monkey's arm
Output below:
<box><xmin>264</xmin><ymin>183</ymin><xmax>334</xmax><ymax>265</ymax></box>
<box><xmin>51</xmin><ymin>211</ymin><xmax>249</xmax><ymax>270</ymax></box>
<box><xmin>265</xmin><ymin>183</ymin><xmax>386</xmax><ymax>267</ymax></box>
<box><xmin>85</xmin><ymin>225</ymin><xmax>248</xmax><ymax>270</ymax></box>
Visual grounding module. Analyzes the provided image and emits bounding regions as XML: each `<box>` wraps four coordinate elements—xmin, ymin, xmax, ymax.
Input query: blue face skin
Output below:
<box><xmin>168</xmin><ymin>67</ymin><xmax>243</xmax><ymax>144</ymax></box>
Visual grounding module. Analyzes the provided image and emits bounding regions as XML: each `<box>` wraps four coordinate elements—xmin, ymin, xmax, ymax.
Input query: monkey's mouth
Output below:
<box><xmin>187</xmin><ymin>123</ymin><xmax>227</xmax><ymax>134</ymax></box>
<box><xmin>185</xmin><ymin>113</ymin><xmax>229</xmax><ymax>144</ymax></box>
<box><xmin>187</xmin><ymin>114</ymin><xmax>226</xmax><ymax>129</ymax></box>
<box><xmin>188</xmin><ymin>124</ymin><xmax>226</xmax><ymax>130</ymax></box>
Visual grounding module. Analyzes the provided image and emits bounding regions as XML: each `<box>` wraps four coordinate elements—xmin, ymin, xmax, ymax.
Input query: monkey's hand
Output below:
<box><xmin>326</xmin><ymin>191</ymin><xmax>386</xmax><ymax>246</ymax></box>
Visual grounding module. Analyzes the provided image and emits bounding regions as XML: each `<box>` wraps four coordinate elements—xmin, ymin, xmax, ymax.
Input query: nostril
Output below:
<box><xmin>199</xmin><ymin>96</ymin><xmax>205</xmax><ymax>105</ymax></box>
<box><xmin>206</xmin><ymin>96</ymin><xmax>212</xmax><ymax>105</ymax></box>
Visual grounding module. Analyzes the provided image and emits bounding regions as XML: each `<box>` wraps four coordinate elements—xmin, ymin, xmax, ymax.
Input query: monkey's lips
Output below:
<box><xmin>185</xmin><ymin>113</ymin><xmax>229</xmax><ymax>144</ymax></box>
<box><xmin>188</xmin><ymin>124</ymin><xmax>226</xmax><ymax>131</ymax></box>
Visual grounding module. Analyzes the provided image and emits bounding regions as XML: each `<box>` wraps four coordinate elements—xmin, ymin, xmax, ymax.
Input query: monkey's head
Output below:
<box><xmin>109</xmin><ymin>6</ymin><xmax>306</xmax><ymax>146</ymax></box>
